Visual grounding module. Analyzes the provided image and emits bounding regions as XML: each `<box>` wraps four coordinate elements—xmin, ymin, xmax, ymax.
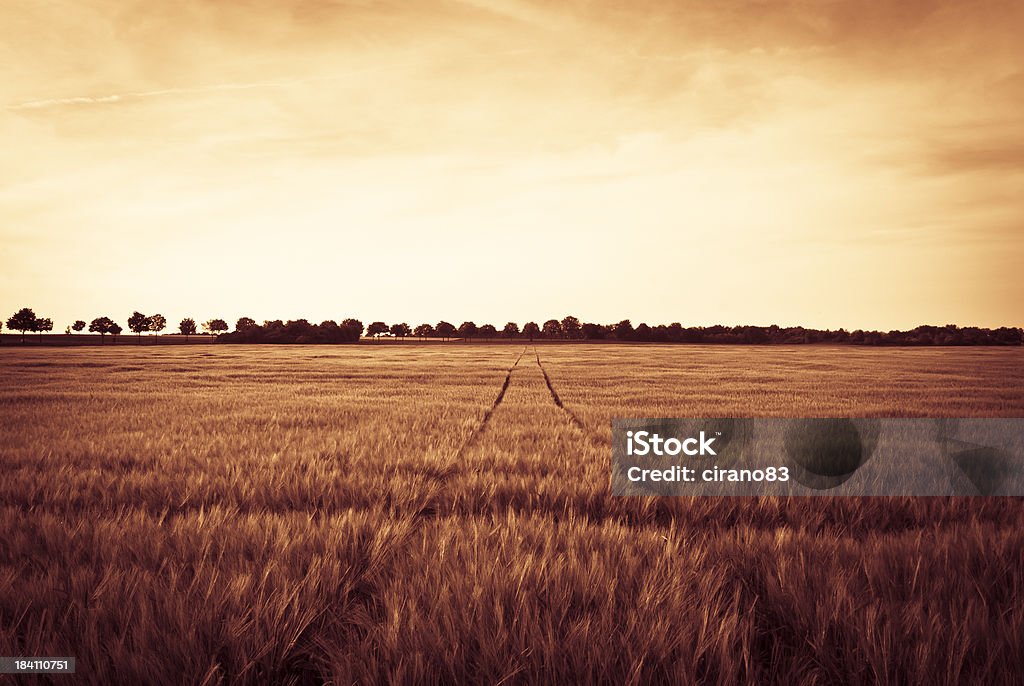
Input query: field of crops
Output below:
<box><xmin>2</xmin><ymin>344</ymin><xmax>1024</xmax><ymax>684</ymax></box>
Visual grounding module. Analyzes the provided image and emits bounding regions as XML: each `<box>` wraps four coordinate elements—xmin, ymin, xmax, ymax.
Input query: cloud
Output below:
<box><xmin>6</xmin><ymin>77</ymin><xmax>350</xmax><ymax>112</ymax></box>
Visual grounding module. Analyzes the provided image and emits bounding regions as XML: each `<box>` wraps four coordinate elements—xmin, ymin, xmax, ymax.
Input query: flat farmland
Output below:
<box><xmin>2</xmin><ymin>344</ymin><xmax>1024</xmax><ymax>685</ymax></box>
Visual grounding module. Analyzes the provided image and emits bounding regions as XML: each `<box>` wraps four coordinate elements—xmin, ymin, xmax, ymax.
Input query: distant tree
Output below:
<box><xmin>203</xmin><ymin>319</ymin><xmax>229</xmax><ymax>335</ymax></box>
<box><xmin>390</xmin><ymin>322</ymin><xmax>411</xmax><ymax>340</ymax></box>
<box><xmin>502</xmin><ymin>322</ymin><xmax>520</xmax><ymax>339</ymax></box>
<box><xmin>581</xmin><ymin>322</ymin><xmax>606</xmax><ymax>339</ymax></box>
<box><xmin>339</xmin><ymin>319</ymin><xmax>363</xmax><ymax>340</ymax></box>
<box><xmin>7</xmin><ymin>308</ymin><xmax>37</xmax><ymax>343</ymax></box>
<box><xmin>36</xmin><ymin>317</ymin><xmax>53</xmax><ymax>342</ymax></box>
<box><xmin>414</xmin><ymin>323</ymin><xmax>434</xmax><ymax>340</ymax></box>
<box><xmin>635</xmin><ymin>323</ymin><xmax>652</xmax><ymax>341</ymax></box>
<box><xmin>179</xmin><ymin>318</ymin><xmax>197</xmax><ymax>340</ymax></box>
<box><xmin>127</xmin><ymin>311</ymin><xmax>149</xmax><ymax>342</ymax></box>
<box><xmin>542</xmin><ymin>319</ymin><xmax>563</xmax><ymax>339</ymax></box>
<box><xmin>367</xmin><ymin>321</ymin><xmax>388</xmax><ymax>340</ymax></box>
<box><xmin>612</xmin><ymin>319</ymin><xmax>635</xmax><ymax>341</ymax></box>
<box><xmin>458</xmin><ymin>321</ymin><xmax>477</xmax><ymax>342</ymax></box>
<box><xmin>89</xmin><ymin>316</ymin><xmax>116</xmax><ymax>344</ymax></box>
<box><xmin>284</xmin><ymin>319</ymin><xmax>314</xmax><ymax>341</ymax></box>
<box><xmin>435</xmin><ymin>321</ymin><xmax>457</xmax><ymax>341</ymax></box>
<box><xmin>561</xmin><ymin>315</ymin><xmax>581</xmax><ymax>339</ymax></box>
<box><xmin>235</xmin><ymin>317</ymin><xmax>257</xmax><ymax>332</ymax></box>
<box><xmin>72</xmin><ymin>320</ymin><xmax>86</xmax><ymax>334</ymax></box>
<box><xmin>342</xmin><ymin>319</ymin><xmax>364</xmax><ymax>337</ymax></box>
<box><xmin>109</xmin><ymin>323</ymin><xmax>122</xmax><ymax>343</ymax></box>
<box><xmin>147</xmin><ymin>314</ymin><xmax>166</xmax><ymax>343</ymax></box>
<box><xmin>522</xmin><ymin>321</ymin><xmax>540</xmax><ymax>341</ymax></box>
<box><xmin>479</xmin><ymin>324</ymin><xmax>497</xmax><ymax>340</ymax></box>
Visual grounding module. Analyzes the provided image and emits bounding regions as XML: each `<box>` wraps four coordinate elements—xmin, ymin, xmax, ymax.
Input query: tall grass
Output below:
<box><xmin>2</xmin><ymin>345</ymin><xmax>1023</xmax><ymax>684</ymax></box>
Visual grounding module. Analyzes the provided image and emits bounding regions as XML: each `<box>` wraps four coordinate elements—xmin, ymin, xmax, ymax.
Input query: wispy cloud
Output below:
<box><xmin>6</xmin><ymin>77</ymin><xmax>347</xmax><ymax>112</ymax></box>
<box><xmin>6</xmin><ymin>45</ymin><xmax>541</xmax><ymax>112</ymax></box>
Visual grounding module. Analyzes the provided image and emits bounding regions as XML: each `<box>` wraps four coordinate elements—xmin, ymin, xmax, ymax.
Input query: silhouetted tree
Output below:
<box><xmin>284</xmin><ymin>319</ymin><xmax>314</xmax><ymax>342</ymax></box>
<box><xmin>390</xmin><ymin>322</ymin><xmax>411</xmax><ymax>340</ymax></box>
<box><xmin>479</xmin><ymin>324</ymin><xmax>497</xmax><ymax>340</ymax></box>
<box><xmin>203</xmin><ymin>319</ymin><xmax>229</xmax><ymax>335</ymax></box>
<box><xmin>612</xmin><ymin>319</ymin><xmax>634</xmax><ymax>341</ymax></box>
<box><xmin>127</xmin><ymin>311</ymin><xmax>149</xmax><ymax>342</ymax></box>
<box><xmin>217</xmin><ymin>318</ymin><xmax>360</xmax><ymax>344</ymax></box>
<box><xmin>542</xmin><ymin>319</ymin><xmax>562</xmax><ymax>339</ymax></box>
<box><xmin>502</xmin><ymin>322</ymin><xmax>520</xmax><ymax>339</ymax></box>
<box><xmin>36</xmin><ymin>317</ymin><xmax>53</xmax><ymax>342</ymax></box>
<box><xmin>458</xmin><ymin>321</ymin><xmax>477</xmax><ymax>342</ymax></box>
<box><xmin>109</xmin><ymin>323</ymin><xmax>122</xmax><ymax>343</ymax></box>
<box><xmin>7</xmin><ymin>308</ymin><xmax>37</xmax><ymax>343</ymax></box>
<box><xmin>581</xmin><ymin>322</ymin><xmax>606</xmax><ymax>339</ymax></box>
<box><xmin>561</xmin><ymin>315</ymin><xmax>581</xmax><ymax>339</ymax></box>
<box><xmin>414</xmin><ymin>323</ymin><xmax>434</xmax><ymax>340</ymax></box>
<box><xmin>235</xmin><ymin>317</ymin><xmax>256</xmax><ymax>332</ymax></box>
<box><xmin>147</xmin><ymin>314</ymin><xmax>166</xmax><ymax>343</ymax></box>
<box><xmin>435</xmin><ymin>321</ymin><xmax>456</xmax><ymax>341</ymax></box>
<box><xmin>72</xmin><ymin>320</ymin><xmax>86</xmax><ymax>334</ymax></box>
<box><xmin>89</xmin><ymin>316</ymin><xmax>116</xmax><ymax>343</ymax></box>
<box><xmin>179</xmin><ymin>318</ymin><xmax>197</xmax><ymax>339</ymax></box>
<box><xmin>367</xmin><ymin>321</ymin><xmax>388</xmax><ymax>340</ymax></box>
<box><xmin>523</xmin><ymin>321</ymin><xmax>540</xmax><ymax>341</ymax></box>
<box><xmin>342</xmin><ymin>319</ymin><xmax>364</xmax><ymax>337</ymax></box>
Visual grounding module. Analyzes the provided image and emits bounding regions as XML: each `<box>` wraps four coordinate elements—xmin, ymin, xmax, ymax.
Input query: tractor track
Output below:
<box><xmin>455</xmin><ymin>347</ymin><xmax>526</xmax><ymax>458</ymax></box>
<box><xmin>533</xmin><ymin>347</ymin><xmax>588</xmax><ymax>434</ymax></box>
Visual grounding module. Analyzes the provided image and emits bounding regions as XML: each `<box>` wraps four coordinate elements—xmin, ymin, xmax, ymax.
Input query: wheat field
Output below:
<box><xmin>2</xmin><ymin>344</ymin><xmax>1023</xmax><ymax>685</ymax></box>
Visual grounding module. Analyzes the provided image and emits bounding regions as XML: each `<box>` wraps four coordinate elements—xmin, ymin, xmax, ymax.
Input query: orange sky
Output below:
<box><xmin>2</xmin><ymin>0</ymin><xmax>1022</xmax><ymax>331</ymax></box>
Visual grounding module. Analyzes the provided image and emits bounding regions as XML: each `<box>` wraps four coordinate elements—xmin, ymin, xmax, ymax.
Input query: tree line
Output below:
<box><xmin>4</xmin><ymin>307</ymin><xmax>1022</xmax><ymax>346</ymax></box>
<box><xmin>3</xmin><ymin>308</ymin><xmax>230</xmax><ymax>344</ymax></box>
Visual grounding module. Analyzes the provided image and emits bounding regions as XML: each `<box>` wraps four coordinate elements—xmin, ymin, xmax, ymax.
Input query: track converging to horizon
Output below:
<box><xmin>456</xmin><ymin>346</ymin><xmax>598</xmax><ymax>461</ymax></box>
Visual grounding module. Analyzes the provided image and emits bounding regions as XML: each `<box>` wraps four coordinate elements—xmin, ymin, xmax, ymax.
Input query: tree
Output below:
<box><xmin>72</xmin><ymin>320</ymin><xmax>86</xmax><ymax>334</ymax></box>
<box><xmin>36</xmin><ymin>317</ymin><xmax>53</xmax><ymax>342</ymax></box>
<box><xmin>612</xmin><ymin>319</ymin><xmax>635</xmax><ymax>341</ymax></box>
<box><xmin>7</xmin><ymin>308</ymin><xmax>37</xmax><ymax>343</ymax></box>
<box><xmin>342</xmin><ymin>319</ymin><xmax>364</xmax><ymax>337</ymax></box>
<box><xmin>203</xmin><ymin>319</ymin><xmax>229</xmax><ymax>335</ymax></box>
<box><xmin>414</xmin><ymin>323</ymin><xmax>434</xmax><ymax>340</ymax></box>
<box><xmin>109</xmin><ymin>323</ymin><xmax>122</xmax><ymax>343</ymax></box>
<box><xmin>561</xmin><ymin>315</ymin><xmax>581</xmax><ymax>339</ymax></box>
<box><xmin>523</xmin><ymin>321</ymin><xmax>540</xmax><ymax>341</ymax></box>
<box><xmin>502</xmin><ymin>322</ymin><xmax>520</xmax><ymax>339</ymax></box>
<box><xmin>389</xmin><ymin>322</ymin><xmax>411</xmax><ymax>341</ymax></box>
<box><xmin>147</xmin><ymin>314</ymin><xmax>166</xmax><ymax>343</ymax></box>
<box><xmin>458</xmin><ymin>321</ymin><xmax>477</xmax><ymax>342</ymax></box>
<box><xmin>89</xmin><ymin>316</ymin><xmax>116</xmax><ymax>343</ymax></box>
<box><xmin>435</xmin><ymin>321</ymin><xmax>457</xmax><ymax>341</ymax></box>
<box><xmin>367</xmin><ymin>321</ymin><xmax>388</xmax><ymax>340</ymax></box>
<box><xmin>179</xmin><ymin>318</ymin><xmax>197</xmax><ymax>340</ymax></box>
<box><xmin>479</xmin><ymin>324</ymin><xmax>497</xmax><ymax>340</ymax></box>
<box><xmin>542</xmin><ymin>319</ymin><xmax>563</xmax><ymax>339</ymax></box>
<box><xmin>236</xmin><ymin>317</ymin><xmax>256</xmax><ymax>332</ymax></box>
<box><xmin>128</xmin><ymin>311</ymin><xmax>149</xmax><ymax>342</ymax></box>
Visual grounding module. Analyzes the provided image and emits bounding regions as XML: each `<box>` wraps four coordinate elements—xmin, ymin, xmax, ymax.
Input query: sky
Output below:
<box><xmin>2</xmin><ymin>0</ymin><xmax>1022</xmax><ymax>332</ymax></box>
